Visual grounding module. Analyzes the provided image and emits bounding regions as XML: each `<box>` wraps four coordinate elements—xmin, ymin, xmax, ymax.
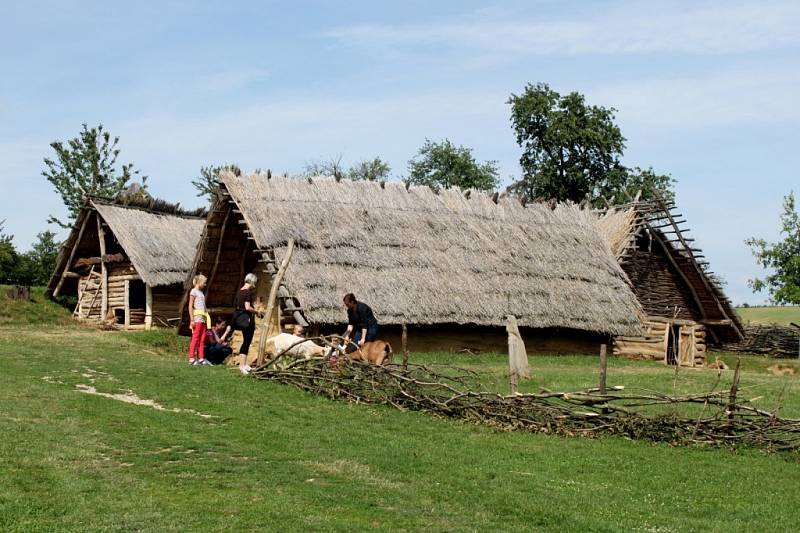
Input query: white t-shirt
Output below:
<box><xmin>190</xmin><ymin>288</ymin><xmax>206</xmax><ymax>323</ymax></box>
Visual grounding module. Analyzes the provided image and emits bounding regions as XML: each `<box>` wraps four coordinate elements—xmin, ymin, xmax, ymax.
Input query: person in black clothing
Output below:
<box><xmin>233</xmin><ymin>273</ymin><xmax>261</xmax><ymax>374</ymax></box>
<box><xmin>343</xmin><ymin>293</ymin><xmax>378</xmax><ymax>352</ymax></box>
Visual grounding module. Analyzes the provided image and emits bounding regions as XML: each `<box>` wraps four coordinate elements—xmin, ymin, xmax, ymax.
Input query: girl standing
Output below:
<box><xmin>188</xmin><ymin>274</ymin><xmax>212</xmax><ymax>366</ymax></box>
<box><xmin>232</xmin><ymin>273</ymin><xmax>260</xmax><ymax>374</ymax></box>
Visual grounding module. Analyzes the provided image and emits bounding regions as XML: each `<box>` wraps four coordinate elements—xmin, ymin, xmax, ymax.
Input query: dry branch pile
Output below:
<box><xmin>252</xmin><ymin>355</ymin><xmax>800</xmax><ymax>452</ymax></box>
<box><xmin>726</xmin><ymin>324</ymin><xmax>800</xmax><ymax>358</ymax></box>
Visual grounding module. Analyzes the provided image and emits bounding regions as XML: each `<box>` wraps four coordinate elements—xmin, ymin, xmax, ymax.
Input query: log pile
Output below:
<box><xmin>726</xmin><ymin>324</ymin><xmax>800</xmax><ymax>358</ymax></box>
<box><xmin>252</xmin><ymin>354</ymin><xmax>800</xmax><ymax>452</ymax></box>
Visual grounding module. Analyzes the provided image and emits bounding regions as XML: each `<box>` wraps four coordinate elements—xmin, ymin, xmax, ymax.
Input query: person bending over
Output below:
<box><xmin>342</xmin><ymin>293</ymin><xmax>378</xmax><ymax>352</ymax></box>
<box><xmin>204</xmin><ymin>317</ymin><xmax>232</xmax><ymax>365</ymax></box>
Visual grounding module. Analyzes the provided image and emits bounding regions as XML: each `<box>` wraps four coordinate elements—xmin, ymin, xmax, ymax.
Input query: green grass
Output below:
<box><xmin>3</xmin><ymin>297</ymin><xmax>800</xmax><ymax>530</ymax></box>
<box><xmin>0</xmin><ymin>285</ymin><xmax>74</xmax><ymax>327</ymax></box>
<box><xmin>738</xmin><ymin>306</ymin><xmax>800</xmax><ymax>326</ymax></box>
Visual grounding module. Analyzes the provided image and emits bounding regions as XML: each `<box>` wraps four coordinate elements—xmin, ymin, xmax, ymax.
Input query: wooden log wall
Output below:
<box><xmin>107</xmin><ymin>262</ymin><xmax>144</xmax><ymax>326</ymax></box>
<box><xmin>614</xmin><ymin>318</ymin><xmax>706</xmax><ymax>367</ymax></box>
<box><xmin>76</xmin><ymin>270</ymin><xmax>103</xmax><ymax>320</ymax></box>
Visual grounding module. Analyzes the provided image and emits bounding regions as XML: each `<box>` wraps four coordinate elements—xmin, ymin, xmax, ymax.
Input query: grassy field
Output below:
<box><xmin>3</xmin><ymin>290</ymin><xmax>800</xmax><ymax>531</ymax></box>
<box><xmin>737</xmin><ymin>306</ymin><xmax>800</xmax><ymax>326</ymax></box>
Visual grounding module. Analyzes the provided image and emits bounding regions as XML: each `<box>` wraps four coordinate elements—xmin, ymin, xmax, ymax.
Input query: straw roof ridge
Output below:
<box><xmin>220</xmin><ymin>172</ymin><xmax>643</xmax><ymax>336</ymax></box>
<box><xmin>91</xmin><ymin>201</ymin><xmax>206</xmax><ymax>287</ymax></box>
<box><xmin>89</xmin><ymin>195</ymin><xmax>207</xmax><ymax>218</ymax></box>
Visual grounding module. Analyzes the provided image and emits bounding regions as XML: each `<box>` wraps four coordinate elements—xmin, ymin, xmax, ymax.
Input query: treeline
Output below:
<box><xmin>0</xmin><ymin>222</ymin><xmax>58</xmax><ymax>286</ymax></box>
<box><xmin>7</xmin><ymin>82</ymin><xmax>798</xmax><ymax>302</ymax></box>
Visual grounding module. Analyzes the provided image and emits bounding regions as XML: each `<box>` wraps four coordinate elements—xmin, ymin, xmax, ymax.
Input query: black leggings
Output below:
<box><xmin>239</xmin><ymin>322</ymin><xmax>255</xmax><ymax>355</ymax></box>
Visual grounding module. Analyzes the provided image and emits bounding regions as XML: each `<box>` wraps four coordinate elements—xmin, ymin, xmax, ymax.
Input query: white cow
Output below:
<box><xmin>268</xmin><ymin>333</ymin><xmax>327</xmax><ymax>359</ymax></box>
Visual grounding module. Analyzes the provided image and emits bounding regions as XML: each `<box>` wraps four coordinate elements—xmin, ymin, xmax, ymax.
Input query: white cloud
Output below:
<box><xmin>326</xmin><ymin>1</ymin><xmax>800</xmax><ymax>56</ymax></box>
<box><xmin>589</xmin><ymin>63</ymin><xmax>800</xmax><ymax>127</ymax></box>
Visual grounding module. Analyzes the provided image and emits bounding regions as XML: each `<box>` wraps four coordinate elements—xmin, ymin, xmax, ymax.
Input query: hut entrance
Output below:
<box><xmin>128</xmin><ymin>280</ymin><xmax>147</xmax><ymax>325</ymax></box>
<box><xmin>666</xmin><ymin>324</ymin><xmax>680</xmax><ymax>366</ymax></box>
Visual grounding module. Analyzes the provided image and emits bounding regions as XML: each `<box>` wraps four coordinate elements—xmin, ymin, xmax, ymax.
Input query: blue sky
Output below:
<box><xmin>1</xmin><ymin>0</ymin><xmax>798</xmax><ymax>304</ymax></box>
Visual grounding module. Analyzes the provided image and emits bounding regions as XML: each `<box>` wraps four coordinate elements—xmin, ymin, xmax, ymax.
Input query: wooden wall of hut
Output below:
<box><xmin>614</xmin><ymin>317</ymin><xmax>706</xmax><ymax>367</ymax></box>
<box><xmin>622</xmin><ymin>248</ymin><xmax>702</xmax><ymax>321</ymax></box>
<box><xmin>150</xmin><ymin>284</ymin><xmax>185</xmax><ymax>327</ymax></box>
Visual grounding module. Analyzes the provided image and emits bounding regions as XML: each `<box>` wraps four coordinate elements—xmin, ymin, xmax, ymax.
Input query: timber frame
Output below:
<box><xmin>608</xmin><ymin>195</ymin><xmax>744</xmax><ymax>366</ymax></box>
<box><xmin>47</xmin><ymin>198</ymin><xmax>205</xmax><ymax>330</ymax></box>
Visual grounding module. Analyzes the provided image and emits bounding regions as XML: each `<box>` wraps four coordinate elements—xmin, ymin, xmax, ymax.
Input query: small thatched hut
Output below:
<box><xmin>48</xmin><ymin>198</ymin><xmax>206</xmax><ymax>330</ymax></box>
<box><xmin>598</xmin><ymin>200</ymin><xmax>744</xmax><ymax>367</ymax></box>
<box><xmin>179</xmin><ymin>172</ymin><xmax>643</xmax><ymax>357</ymax></box>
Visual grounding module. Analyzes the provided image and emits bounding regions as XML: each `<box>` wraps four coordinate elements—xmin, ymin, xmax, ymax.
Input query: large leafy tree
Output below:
<box><xmin>16</xmin><ymin>231</ymin><xmax>59</xmax><ymax>286</ymax></box>
<box><xmin>746</xmin><ymin>192</ymin><xmax>800</xmax><ymax>304</ymax></box>
<box><xmin>507</xmin><ymin>83</ymin><xmax>673</xmax><ymax>205</ymax></box>
<box><xmin>0</xmin><ymin>220</ymin><xmax>19</xmax><ymax>284</ymax></box>
<box><xmin>192</xmin><ymin>163</ymin><xmax>241</xmax><ymax>202</ymax></box>
<box><xmin>407</xmin><ymin>139</ymin><xmax>498</xmax><ymax>191</ymax></box>
<box><xmin>43</xmin><ymin>123</ymin><xmax>142</xmax><ymax>227</ymax></box>
<box><xmin>348</xmin><ymin>157</ymin><xmax>391</xmax><ymax>182</ymax></box>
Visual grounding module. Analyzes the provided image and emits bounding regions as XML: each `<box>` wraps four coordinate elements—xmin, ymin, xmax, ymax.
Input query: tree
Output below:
<box><xmin>303</xmin><ymin>154</ymin><xmax>345</xmax><ymax>179</ymax></box>
<box><xmin>0</xmin><ymin>220</ymin><xmax>18</xmax><ymax>284</ymax></box>
<box><xmin>599</xmin><ymin>166</ymin><xmax>676</xmax><ymax>206</ymax></box>
<box><xmin>407</xmin><ymin>139</ymin><xmax>498</xmax><ymax>191</ymax></box>
<box><xmin>348</xmin><ymin>157</ymin><xmax>391</xmax><ymax>182</ymax></box>
<box><xmin>746</xmin><ymin>192</ymin><xmax>800</xmax><ymax>304</ymax></box>
<box><xmin>192</xmin><ymin>164</ymin><xmax>241</xmax><ymax>202</ymax></box>
<box><xmin>17</xmin><ymin>231</ymin><xmax>59</xmax><ymax>286</ymax></box>
<box><xmin>43</xmin><ymin>123</ymin><xmax>142</xmax><ymax>228</ymax></box>
<box><xmin>507</xmin><ymin>83</ymin><xmax>673</xmax><ymax>205</ymax></box>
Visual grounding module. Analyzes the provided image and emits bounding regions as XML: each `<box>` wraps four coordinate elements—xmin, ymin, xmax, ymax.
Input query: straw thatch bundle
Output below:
<box><xmin>92</xmin><ymin>201</ymin><xmax>206</xmax><ymax>286</ymax></box>
<box><xmin>222</xmin><ymin>173</ymin><xmax>643</xmax><ymax>336</ymax></box>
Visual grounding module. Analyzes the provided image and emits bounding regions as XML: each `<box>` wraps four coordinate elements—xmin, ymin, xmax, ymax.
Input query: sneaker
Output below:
<box><xmin>189</xmin><ymin>359</ymin><xmax>198</xmax><ymax>366</ymax></box>
<box><xmin>243</xmin><ymin>364</ymin><xmax>252</xmax><ymax>373</ymax></box>
<box><xmin>200</xmin><ymin>359</ymin><xmax>213</xmax><ymax>366</ymax></box>
<box><xmin>239</xmin><ymin>365</ymin><xmax>250</xmax><ymax>375</ymax></box>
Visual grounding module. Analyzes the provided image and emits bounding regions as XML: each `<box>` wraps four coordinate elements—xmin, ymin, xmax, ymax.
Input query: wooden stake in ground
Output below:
<box><xmin>402</xmin><ymin>322</ymin><xmax>409</xmax><ymax>369</ymax></box>
<box><xmin>256</xmin><ymin>239</ymin><xmax>295</xmax><ymax>366</ymax></box>
<box><xmin>506</xmin><ymin>315</ymin><xmax>530</xmax><ymax>394</ymax></box>
<box><xmin>599</xmin><ymin>344</ymin><xmax>608</xmax><ymax>395</ymax></box>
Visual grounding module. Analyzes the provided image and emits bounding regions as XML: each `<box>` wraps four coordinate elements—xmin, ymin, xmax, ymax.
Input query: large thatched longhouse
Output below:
<box><xmin>180</xmin><ymin>172</ymin><xmax>643</xmax><ymax>356</ymax></box>
<box><xmin>598</xmin><ymin>199</ymin><xmax>743</xmax><ymax>367</ymax></box>
<box><xmin>48</xmin><ymin>198</ymin><xmax>205</xmax><ymax>330</ymax></box>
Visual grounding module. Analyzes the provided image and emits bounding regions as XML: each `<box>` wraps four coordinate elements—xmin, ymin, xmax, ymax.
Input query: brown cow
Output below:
<box><xmin>347</xmin><ymin>340</ymin><xmax>393</xmax><ymax>366</ymax></box>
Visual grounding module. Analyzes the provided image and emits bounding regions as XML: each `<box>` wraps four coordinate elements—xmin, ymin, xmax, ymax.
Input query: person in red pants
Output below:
<box><xmin>187</xmin><ymin>274</ymin><xmax>211</xmax><ymax>366</ymax></box>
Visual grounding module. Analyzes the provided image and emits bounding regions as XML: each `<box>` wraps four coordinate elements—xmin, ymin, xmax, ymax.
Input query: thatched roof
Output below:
<box><xmin>221</xmin><ymin>173</ymin><xmax>643</xmax><ymax>336</ymax></box>
<box><xmin>91</xmin><ymin>200</ymin><xmax>206</xmax><ymax>286</ymax></box>
<box><xmin>596</xmin><ymin>202</ymin><xmax>743</xmax><ymax>342</ymax></box>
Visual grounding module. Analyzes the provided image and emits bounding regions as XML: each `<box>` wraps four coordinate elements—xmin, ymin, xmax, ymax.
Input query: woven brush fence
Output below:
<box><xmin>252</xmin><ymin>354</ymin><xmax>800</xmax><ymax>452</ymax></box>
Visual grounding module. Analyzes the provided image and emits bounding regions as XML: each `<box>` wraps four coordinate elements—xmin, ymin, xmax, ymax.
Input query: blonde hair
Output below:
<box><xmin>193</xmin><ymin>274</ymin><xmax>207</xmax><ymax>286</ymax></box>
<box><xmin>244</xmin><ymin>273</ymin><xmax>258</xmax><ymax>286</ymax></box>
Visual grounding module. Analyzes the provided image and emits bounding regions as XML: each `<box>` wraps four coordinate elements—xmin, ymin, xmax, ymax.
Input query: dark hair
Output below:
<box><xmin>214</xmin><ymin>316</ymin><xmax>227</xmax><ymax>325</ymax></box>
<box><xmin>343</xmin><ymin>293</ymin><xmax>356</xmax><ymax>304</ymax></box>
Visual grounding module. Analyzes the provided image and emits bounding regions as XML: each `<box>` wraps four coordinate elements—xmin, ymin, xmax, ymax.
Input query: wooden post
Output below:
<box><xmin>599</xmin><ymin>344</ymin><xmax>608</xmax><ymax>395</ymax></box>
<box><xmin>507</xmin><ymin>315</ymin><xmax>529</xmax><ymax>394</ymax></box>
<box><xmin>401</xmin><ymin>322</ymin><xmax>409</xmax><ymax>369</ymax></box>
<box><xmin>256</xmin><ymin>239</ymin><xmax>295</xmax><ymax>366</ymax></box>
<box><xmin>97</xmin><ymin>214</ymin><xmax>108</xmax><ymax>321</ymax></box>
<box><xmin>123</xmin><ymin>280</ymin><xmax>131</xmax><ymax>329</ymax></box>
<box><xmin>727</xmin><ymin>357</ymin><xmax>741</xmax><ymax>424</ymax></box>
<box><xmin>144</xmin><ymin>285</ymin><xmax>153</xmax><ymax>330</ymax></box>
<box><xmin>53</xmin><ymin>214</ymin><xmax>90</xmax><ymax>297</ymax></box>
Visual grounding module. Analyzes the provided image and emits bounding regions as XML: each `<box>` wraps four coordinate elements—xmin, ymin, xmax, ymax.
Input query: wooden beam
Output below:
<box><xmin>124</xmin><ymin>280</ymin><xmax>131</xmax><ymax>329</ymax></box>
<box><xmin>53</xmin><ymin>213</ymin><xmax>90</xmax><ymax>297</ymax></box>
<box><xmin>145</xmin><ymin>284</ymin><xmax>153</xmax><ymax>330</ymax></box>
<box><xmin>256</xmin><ymin>240</ymin><xmax>295</xmax><ymax>366</ymax></box>
<box><xmin>97</xmin><ymin>214</ymin><xmax>108</xmax><ymax>321</ymax></box>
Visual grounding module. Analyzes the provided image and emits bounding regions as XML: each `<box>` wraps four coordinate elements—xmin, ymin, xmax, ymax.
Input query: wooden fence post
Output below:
<box><xmin>599</xmin><ymin>344</ymin><xmax>608</xmax><ymax>395</ymax></box>
<box><xmin>507</xmin><ymin>315</ymin><xmax>529</xmax><ymax>394</ymax></box>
